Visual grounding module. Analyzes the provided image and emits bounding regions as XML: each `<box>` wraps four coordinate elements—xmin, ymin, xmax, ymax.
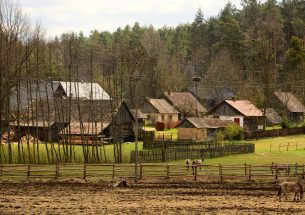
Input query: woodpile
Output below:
<box><xmin>1</xmin><ymin>131</ymin><xmax>15</xmax><ymax>144</ymax></box>
<box><xmin>20</xmin><ymin>135</ymin><xmax>41</xmax><ymax>144</ymax></box>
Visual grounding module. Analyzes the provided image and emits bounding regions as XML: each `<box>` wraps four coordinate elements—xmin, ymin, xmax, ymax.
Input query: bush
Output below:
<box><xmin>222</xmin><ymin>123</ymin><xmax>244</xmax><ymax>141</ymax></box>
<box><xmin>281</xmin><ymin>117</ymin><xmax>291</xmax><ymax>129</ymax></box>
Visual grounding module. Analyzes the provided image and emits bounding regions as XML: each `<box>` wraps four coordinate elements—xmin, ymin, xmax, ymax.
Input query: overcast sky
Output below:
<box><xmin>19</xmin><ymin>0</ymin><xmax>255</xmax><ymax>38</ymax></box>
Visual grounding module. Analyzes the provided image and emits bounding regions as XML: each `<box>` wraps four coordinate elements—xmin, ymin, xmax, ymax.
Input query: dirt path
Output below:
<box><xmin>0</xmin><ymin>182</ymin><xmax>304</xmax><ymax>214</ymax></box>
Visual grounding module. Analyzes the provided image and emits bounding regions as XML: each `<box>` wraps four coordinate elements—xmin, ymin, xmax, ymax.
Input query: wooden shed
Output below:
<box><xmin>177</xmin><ymin>117</ymin><xmax>231</xmax><ymax>141</ymax></box>
<box><xmin>11</xmin><ymin>121</ymin><xmax>68</xmax><ymax>142</ymax></box>
<box><xmin>102</xmin><ymin>101</ymin><xmax>136</xmax><ymax>142</ymax></box>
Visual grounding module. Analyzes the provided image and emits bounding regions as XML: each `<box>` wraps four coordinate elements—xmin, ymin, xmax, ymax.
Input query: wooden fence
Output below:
<box><xmin>0</xmin><ymin>163</ymin><xmax>304</xmax><ymax>183</ymax></box>
<box><xmin>245</xmin><ymin>127</ymin><xmax>305</xmax><ymax>140</ymax></box>
<box><xmin>130</xmin><ymin>144</ymin><xmax>255</xmax><ymax>163</ymax></box>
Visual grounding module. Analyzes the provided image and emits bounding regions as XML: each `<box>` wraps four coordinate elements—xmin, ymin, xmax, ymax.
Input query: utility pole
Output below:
<box><xmin>192</xmin><ymin>76</ymin><xmax>202</xmax><ymax>117</ymax></box>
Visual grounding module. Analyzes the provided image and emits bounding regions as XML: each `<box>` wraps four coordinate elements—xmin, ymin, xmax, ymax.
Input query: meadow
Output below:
<box><xmin>0</xmin><ymin>134</ymin><xmax>305</xmax><ymax>165</ymax></box>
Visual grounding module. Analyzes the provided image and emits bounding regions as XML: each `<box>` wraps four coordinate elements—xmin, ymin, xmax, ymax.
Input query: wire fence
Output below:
<box><xmin>269</xmin><ymin>142</ymin><xmax>305</xmax><ymax>152</ymax></box>
<box><xmin>0</xmin><ymin>163</ymin><xmax>304</xmax><ymax>183</ymax></box>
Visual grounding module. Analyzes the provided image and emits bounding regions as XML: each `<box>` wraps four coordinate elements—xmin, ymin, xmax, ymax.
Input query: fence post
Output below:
<box><xmin>112</xmin><ymin>165</ymin><xmax>115</xmax><ymax>181</ymax></box>
<box><xmin>269</xmin><ymin>144</ymin><xmax>272</xmax><ymax>152</ymax></box>
<box><xmin>55</xmin><ymin>163</ymin><xmax>59</xmax><ymax>180</ymax></box>
<box><xmin>295</xmin><ymin>163</ymin><xmax>298</xmax><ymax>176</ymax></box>
<box><xmin>83</xmin><ymin>163</ymin><xmax>86</xmax><ymax>180</ymax></box>
<box><xmin>275</xmin><ymin>167</ymin><xmax>278</xmax><ymax>181</ymax></box>
<box><xmin>166</xmin><ymin>164</ymin><xmax>170</xmax><ymax>179</ymax></box>
<box><xmin>139</xmin><ymin>163</ymin><xmax>143</xmax><ymax>180</ymax></box>
<box><xmin>244</xmin><ymin>163</ymin><xmax>247</xmax><ymax>177</ymax></box>
<box><xmin>194</xmin><ymin>165</ymin><xmax>197</xmax><ymax>180</ymax></box>
<box><xmin>287</xmin><ymin>143</ymin><xmax>289</xmax><ymax>151</ymax></box>
<box><xmin>248</xmin><ymin>165</ymin><xmax>251</xmax><ymax>181</ymax></box>
<box><xmin>27</xmin><ymin>164</ymin><xmax>31</xmax><ymax>181</ymax></box>
<box><xmin>219</xmin><ymin>164</ymin><xmax>223</xmax><ymax>183</ymax></box>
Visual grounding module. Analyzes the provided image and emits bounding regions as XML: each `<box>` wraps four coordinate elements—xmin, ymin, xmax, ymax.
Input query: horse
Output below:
<box><xmin>277</xmin><ymin>182</ymin><xmax>303</xmax><ymax>202</ymax></box>
<box><xmin>191</xmin><ymin>158</ymin><xmax>204</xmax><ymax>174</ymax></box>
<box><xmin>271</xmin><ymin>163</ymin><xmax>290</xmax><ymax>176</ymax></box>
<box><xmin>185</xmin><ymin>159</ymin><xmax>191</xmax><ymax>170</ymax></box>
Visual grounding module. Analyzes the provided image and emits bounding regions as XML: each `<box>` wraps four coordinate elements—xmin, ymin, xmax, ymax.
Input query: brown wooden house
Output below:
<box><xmin>177</xmin><ymin>117</ymin><xmax>231</xmax><ymax>141</ymax></box>
<box><xmin>208</xmin><ymin>100</ymin><xmax>264</xmax><ymax>131</ymax></box>
<box><xmin>139</xmin><ymin>98</ymin><xmax>179</xmax><ymax>129</ymax></box>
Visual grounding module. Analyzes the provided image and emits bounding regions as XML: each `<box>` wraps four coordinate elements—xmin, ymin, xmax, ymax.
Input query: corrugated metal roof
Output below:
<box><xmin>56</xmin><ymin>81</ymin><xmax>111</xmax><ymax>100</ymax></box>
<box><xmin>163</xmin><ymin>91</ymin><xmax>207</xmax><ymax>113</ymax></box>
<box><xmin>148</xmin><ymin>99</ymin><xmax>179</xmax><ymax>114</ymax></box>
<box><xmin>274</xmin><ymin>91</ymin><xmax>305</xmax><ymax>113</ymax></box>
<box><xmin>225</xmin><ymin>100</ymin><xmax>263</xmax><ymax>117</ymax></box>
<box><xmin>179</xmin><ymin>117</ymin><xmax>232</xmax><ymax>128</ymax></box>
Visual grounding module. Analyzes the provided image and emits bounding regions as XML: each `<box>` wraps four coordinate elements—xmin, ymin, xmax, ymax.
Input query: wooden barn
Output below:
<box><xmin>177</xmin><ymin>117</ymin><xmax>231</xmax><ymax>141</ymax></box>
<box><xmin>272</xmin><ymin>91</ymin><xmax>305</xmax><ymax>123</ymax></box>
<box><xmin>208</xmin><ymin>99</ymin><xmax>264</xmax><ymax>132</ymax></box>
<box><xmin>11</xmin><ymin>121</ymin><xmax>68</xmax><ymax>142</ymax></box>
<box><xmin>160</xmin><ymin>91</ymin><xmax>207</xmax><ymax>119</ymax></box>
<box><xmin>139</xmin><ymin>98</ymin><xmax>179</xmax><ymax>129</ymax></box>
<box><xmin>102</xmin><ymin>101</ymin><xmax>136</xmax><ymax>142</ymax></box>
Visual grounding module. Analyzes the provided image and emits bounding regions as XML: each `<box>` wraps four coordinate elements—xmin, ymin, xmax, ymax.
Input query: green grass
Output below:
<box><xmin>171</xmin><ymin>135</ymin><xmax>305</xmax><ymax>165</ymax></box>
<box><xmin>155</xmin><ymin>128</ymin><xmax>177</xmax><ymax>140</ymax></box>
<box><xmin>0</xmin><ymin>142</ymin><xmax>143</xmax><ymax>164</ymax></box>
<box><xmin>1</xmin><ymin>134</ymin><xmax>305</xmax><ymax>165</ymax></box>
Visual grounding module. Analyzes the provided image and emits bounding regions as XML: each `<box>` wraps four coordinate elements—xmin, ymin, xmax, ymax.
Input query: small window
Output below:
<box><xmin>161</xmin><ymin>115</ymin><xmax>165</xmax><ymax>122</ymax></box>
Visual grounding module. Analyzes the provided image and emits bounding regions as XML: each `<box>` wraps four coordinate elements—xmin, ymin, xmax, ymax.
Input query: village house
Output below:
<box><xmin>139</xmin><ymin>98</ymin><xmax>179</xmax><ymax>129</ymax></box>
<box><xmin>177</xmin><ymin>117</ymin><xmax>232</xmax><ymax>141</ymax></box>
<box><xmin>208</xmin><ymin>99</ymin><xmax>264</xmax><ymax>131</ymax></box>
<box><xmin>160</xmin><ymin>91</ymin><xmax>207</xmax><ymax>119</ymax></box>
<box><xmin>272</xmin><ymin>91</ymin><xmax>305</xmax><ymax>123</ymax></box>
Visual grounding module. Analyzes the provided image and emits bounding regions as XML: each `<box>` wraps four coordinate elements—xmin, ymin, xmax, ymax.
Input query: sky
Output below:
<box><xmin>19</xmin><ymin>0</ymin><xmax>252</xmax><ymax>38</ymax></box>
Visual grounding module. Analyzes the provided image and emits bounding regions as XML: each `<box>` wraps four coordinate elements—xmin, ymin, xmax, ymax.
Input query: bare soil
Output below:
<box><xmin>0</xmin><ymin>181</ymin><xmax>304</xmax><ymax>214</ymax></box>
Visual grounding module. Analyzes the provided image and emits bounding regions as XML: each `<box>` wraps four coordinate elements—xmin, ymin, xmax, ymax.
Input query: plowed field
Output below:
<box><xmin>0</xmin><ymin>182</ymin><xmax>304</xmax><ymax>214</ymax></box>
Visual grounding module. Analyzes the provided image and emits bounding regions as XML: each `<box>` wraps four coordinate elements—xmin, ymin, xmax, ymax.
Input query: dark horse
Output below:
<box><xmin>278</xmin><ymin>182</ymin><xmax>303</xmax><ymax>202</ymax></box>
<box><xmin>271</xmin><ymin>163</ymin><xmax>290</xmax><ymax>176</ymax></box>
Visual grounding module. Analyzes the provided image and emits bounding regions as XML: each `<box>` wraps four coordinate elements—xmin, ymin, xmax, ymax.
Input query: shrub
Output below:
<box><xmin>281</xmin><ymin>117</ymin><xmax>291</xmax><ymax>129</ymax></box>
<box><xmin>223</xmin><ymin>123</ymin><xmax>244</xmax><ymax>141</ymax></box>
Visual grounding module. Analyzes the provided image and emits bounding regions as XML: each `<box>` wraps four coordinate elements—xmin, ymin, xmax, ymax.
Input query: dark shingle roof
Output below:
<box><xmin>274</xmin><ymin>91</ymin><xmax>305</xmax><ymax>113</ymax></box>
<box><xmin>266</xmin><ymin>108</ymin><xmax>282</xmax><ymax>125</ymax></box>
<box><xmin>178</xmin><ymin>117</ymin><xmax>231</xmax><ymax>128</ymax></box>
<box><xmin>162</xmin><ymin>91</ymin><xmax>207</xmax><ymax>113</ymax></box>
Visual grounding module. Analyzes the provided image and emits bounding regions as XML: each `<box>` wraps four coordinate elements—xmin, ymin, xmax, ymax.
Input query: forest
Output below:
<box><xmin>1</xmin><ymin>0</ymin><xmax>305</xmax><ymax>110</ymax></box>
